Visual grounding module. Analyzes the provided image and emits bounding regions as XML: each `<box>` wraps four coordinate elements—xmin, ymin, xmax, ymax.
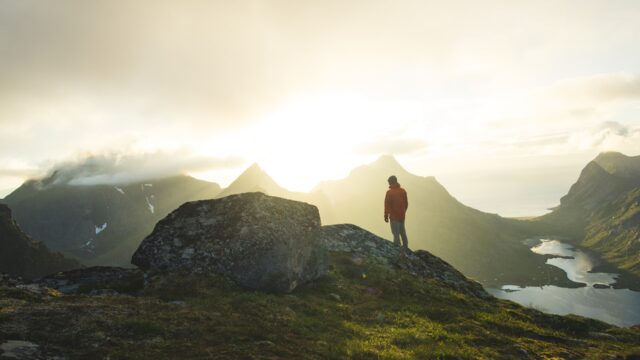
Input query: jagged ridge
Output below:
<box><xmin>0</xmin><ymin>204</ymin><xmax>81</xmax><ymax>279</ymax></box>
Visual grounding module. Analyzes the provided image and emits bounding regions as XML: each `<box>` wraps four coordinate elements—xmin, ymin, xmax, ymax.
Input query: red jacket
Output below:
<box><xmin>384</xmin><ymin>184</ymin><xmax>408</xmax><ymax>221</ymax></box>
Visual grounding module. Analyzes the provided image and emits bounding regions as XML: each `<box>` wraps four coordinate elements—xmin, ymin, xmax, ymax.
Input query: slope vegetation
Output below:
<box><xmin>537</xmin><ymin>152</ymin><xmax>640</xmax><ymax>277</ymax></box>
<box><xmin>0</xmin><ymin>251</ymin><xmax>638</xmax><ymax>359</ymax></box>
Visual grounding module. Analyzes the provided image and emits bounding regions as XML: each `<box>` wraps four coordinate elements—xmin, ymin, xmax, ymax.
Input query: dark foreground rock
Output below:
<box><xmin>132</xmin><ymin>192</ymin><xmax>328</xmax><ymax>292</ymax></box>
<box><xmin>318</xmin><ymin>224</ymin><xmax>489</xmax><ymax>298</ymax></box>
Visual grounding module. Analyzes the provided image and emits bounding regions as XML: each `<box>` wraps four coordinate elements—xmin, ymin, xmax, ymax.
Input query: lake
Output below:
<box><xmin>488</xmin><ymin>239</ymin><xmax>640</xmax><ymax>327</ymax></box>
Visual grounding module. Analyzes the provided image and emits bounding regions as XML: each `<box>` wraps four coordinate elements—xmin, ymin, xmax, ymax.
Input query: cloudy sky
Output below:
<box><xmin>1</xmin><ymin>0</ymin><xmax>640</xmax><ymax>216</ymax></box>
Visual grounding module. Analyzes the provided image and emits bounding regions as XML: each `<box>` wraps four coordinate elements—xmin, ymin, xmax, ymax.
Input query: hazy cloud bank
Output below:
<box><xmin>543</xmin><ymin>73</ymin><xmax>640</xmax><ymax>105</ymax></box>
<box><xmin>568</xmin><ymin>121</ymin><xmax>640</xmax><ymax>151</ymax></box>
<box><xmin>38</xmin><ymin>151</ymin><xmax>244</xmax><ymax>187</ymax></box>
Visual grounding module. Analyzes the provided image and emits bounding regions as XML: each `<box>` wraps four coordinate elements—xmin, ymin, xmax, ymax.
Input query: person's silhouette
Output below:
<box><xmin>384</xmin><ymin>175</ymin><xmax>408</xmax><ymax>248</ymax></box>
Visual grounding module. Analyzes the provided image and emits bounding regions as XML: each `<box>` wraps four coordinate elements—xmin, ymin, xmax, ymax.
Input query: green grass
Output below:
<box><xmin>0</xmin><ymin>287</ymin><xmax>45</xmax><ymax>302</ymax></box>
<box><xmin>1</xmin><ymin>252</ymin><xmax>639</xmax><ymax>359</ymax></box>
<box><xmin>76</xmin><ymin>272</ymin><xmax>145</xmax><ymax>295</ymax></box>
<box><xmin>582</xmin><ymin>188</ymin><xmax>640</xmax><ymax>278</ymax></box>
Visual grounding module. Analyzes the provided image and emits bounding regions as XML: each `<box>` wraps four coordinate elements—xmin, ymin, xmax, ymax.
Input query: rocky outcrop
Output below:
<box><xmin>0</xmin><ymin>204</ymin><xmax>81</xmax><ymax>280</ymax></box>
<box><xmin>132</xmin><ymin>193</ymin><xmax>328</xmax><ymax>293</ymax></box>
<box><xmin>131</xmin><ymin>193</ymin><xmax>488</xmax><ymax>297</ymax></box>
<box><xmin>318</xmin><ymin>224</ymin><xmax>489</xmax><ymax>298</ymax></box>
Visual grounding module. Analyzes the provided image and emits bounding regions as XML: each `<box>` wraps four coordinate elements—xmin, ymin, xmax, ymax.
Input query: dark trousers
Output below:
<box><xmin>390</xmin><ymin>219</ymin><xmax>408</xmax><ymax>248</ymax></box>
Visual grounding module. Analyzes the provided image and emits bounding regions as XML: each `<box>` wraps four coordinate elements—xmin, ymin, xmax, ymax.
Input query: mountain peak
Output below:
<box><xmin>558</xmin><ymin>159</ymin><xmax>632</xmax><ymax>211</ymax></box>
<box><xmin>246</xmin><ymin>162</ymin><xmax>263</xmax><ymax>171</ymax></box>
<box><xmin>593</xmin><ymin>151</ymin><xmax>640</xmax><ymax>179</ymax></box>
<box><xmin>594</xmin><ymin>151</ymin><xmax>627</xmax><ymax>163</ymax></box>
<box><xmin>369</xmin><ymin>154</ymin><xmax>408</xmax><ymax>174</ymax></box>
<box><xmin>218</xmin><ymin>163</ymin><xmax>285</xmax><ymax>197</ymax></box>
<box><xmin>236</xmin><ymin>162</ymin><xmax>271</xmax><ymax>181</ymax></box>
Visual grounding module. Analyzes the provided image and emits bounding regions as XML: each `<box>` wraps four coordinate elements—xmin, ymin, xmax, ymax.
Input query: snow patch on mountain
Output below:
<box><xmin>95</xmin><ymin>223</ymin><xmax>107</xmax><ymax>235</ymax></box>
<box><xmin>145</xmin><ymin>196</ymin><xmax>155</xmax><ymax>214</ymax></box>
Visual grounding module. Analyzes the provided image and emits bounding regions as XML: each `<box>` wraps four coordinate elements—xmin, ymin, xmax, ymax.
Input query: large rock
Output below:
<box><xmin>132</xmin><ymin>192</ymin><xmax>328</xmax><ymax>292</ymax></box>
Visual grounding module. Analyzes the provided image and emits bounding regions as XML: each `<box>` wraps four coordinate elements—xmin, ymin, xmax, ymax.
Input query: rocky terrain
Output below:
<box><xmin>317</xmin><ymin>224</ymin><xmax>488</xmax><ymax>299</ymax></box>
<box><xmin>1</xmin><ymin>193</ymin><xmax>639</xmax><ymax>359</ymax></box>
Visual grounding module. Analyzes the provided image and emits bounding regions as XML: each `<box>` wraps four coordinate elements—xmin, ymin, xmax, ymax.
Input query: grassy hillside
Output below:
<box><xmin>1</xmin><ymin>252</ymin><xmax>638</xmax><ymax>359</ymax></box>
<box><xmin>582</xmin><ymin>187</ymin><xmax>640</xmax><ymax>276</ymax></box>
<box><xmin>536</xmin><ymin>153</ymin><xmax>640</xmax><ymax>279</ymax></box>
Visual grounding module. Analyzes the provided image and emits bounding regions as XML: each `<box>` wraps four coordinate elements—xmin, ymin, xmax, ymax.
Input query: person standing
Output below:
<box><xmin>384</xmin><ymin>175</ymin><xmax>408</xmax><ymax>248</ymax></box>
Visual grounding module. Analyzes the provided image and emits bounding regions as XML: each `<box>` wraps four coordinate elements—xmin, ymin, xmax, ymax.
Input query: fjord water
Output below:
<box><xmin>489</xmin><ymin>239</ymin><xmax>640</xmax><ymax>327</ymax></box>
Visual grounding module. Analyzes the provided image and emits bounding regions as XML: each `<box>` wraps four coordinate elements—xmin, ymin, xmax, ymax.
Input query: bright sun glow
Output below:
<box><xmin>190</xmin><ymin>92</ymin><xmax>426</xmax><ymax>191</ymax></box>
<box><xmin>3</xmin><ymin>1</ymin><xmax>640</xmax><ymax>215</ymax></box>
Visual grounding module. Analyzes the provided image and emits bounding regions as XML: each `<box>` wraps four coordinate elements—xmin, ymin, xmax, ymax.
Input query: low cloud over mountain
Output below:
<box><xmin>38</xmin><ymin>151</ymin><xmax>243</xmax><ymax>187</ymax></box>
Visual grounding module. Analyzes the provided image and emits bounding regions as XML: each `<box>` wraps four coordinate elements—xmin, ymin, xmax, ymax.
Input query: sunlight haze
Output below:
<box><xmin>1</xmin><ymin>0</ymin><xmax>640</xmax><ymax>217</ymax></box>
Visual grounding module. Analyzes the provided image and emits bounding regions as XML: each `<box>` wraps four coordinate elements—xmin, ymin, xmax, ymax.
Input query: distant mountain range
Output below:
<box><xmin>4</xmin><ymin>152</ymin><xmax>639</xmax><ymax>286</ymax></box>
<box><xmin>537</xmin><ymin>152</ymin><xmax>640</xmax><ymax>277</ymax></box>
<box><xmin>3</xmin><ymin>175</ymin><xmax>222</xmax><ymax>266</ymax></box>
<box><xmin>0</xmin><ymin>203</ymin><xmax>80</xmax><ymax>279</ymax></box>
